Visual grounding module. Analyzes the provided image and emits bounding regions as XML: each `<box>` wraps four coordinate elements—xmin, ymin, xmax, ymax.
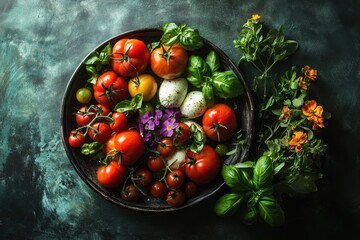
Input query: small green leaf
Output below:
<box><xmin>205</xmin><ymin>50</ymin><xmax>220</xmax><ymax>73</ymax></box>
<box><xmin>222</xmin><ymin>164</ymin><xmax>253</xmax><ymax>191</ymax></box>
<box><xmin>292</xmin><ymin>98</ymin><xmax>304</xmax><ymax>108</ymax></box>
<box><xmin>214</xmin><ymin>193</ymin><xmax>245</xmax><ymax>216</ymax></box>
<box><xmin>233</xmin><ymin>161</ymin><xmax>255</xmax><ymax>169</ymax></box>
<box><xmin>240</xmin><ymin>206</ymin><xmax>258</xmax><ymax>225</ymax></box>
<box><xmin>81</xmin><ymin>142</ymin><xmax>104</xmax><ymax>155</ymax></box>
<box><xmin>274</xmin><ymin>162</ymin><xmax>285</xmax><ymax>175</ymax></box>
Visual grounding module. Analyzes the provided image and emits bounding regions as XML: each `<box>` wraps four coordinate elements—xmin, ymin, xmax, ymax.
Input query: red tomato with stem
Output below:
<box><xmin>173</xmin><ymin>122</ymin><xmax>191</xmax><ymax>144</ymax></box>
<box><xmin>157</xmin><ymin>138</ymin><xmax>175</xmax><ymax>157</ymax></box>
<box><xmin>166</xmin><ymin>170</ymin><xmax>185</xmax><ymax>189</ymax></box>
<box><xmin>88</xmin><ymin>122</ymin><xmax>112</xmax><ymax>142</ymax></box>
<box><xmin>68</xmin><ymin>130</ymin><xmax>85</xmax><ymax>148</ymax></box>
<box><xmin>75</xmin><ymin>106</ymin><xmax>96</xmax><ymax>126</ymax></box>
<box><xmin>150</xmin><ymin>44</ymin><xmax>188</xmax><ymax>80</ymax></box>
<box><xmin>93</xmin><ymin>71</ymin><xmax>129</xmax><ymax>108</ymax></box>
<box><xmin>121</xmin><ymin>183</ymin><xmax>139</xmax><ymax>202</ymax></box>
<box><xmin>95</xmin><ymin>104</ymin><xmax>111</xmax><ymax>117</ymax></box>
<box><xmin>166</xmin><ymin>190</ymin><xmax>185</xmax><ymax>207</ymax></box>
<box><xmin>184</xmin><ymin>145</ymin><xmax>220</xmax><ymax>185</ymax></box>
<box><xmin>134</xmin><ymin>169</ymin><xmax>153</xmax><ymax>187</ymax></box>
<box><xmin>111</xmin><ymin>39</ymin><xmax>150</xmax><ymax>77</ymax></box>
<box><xmin>114</xmin><ymin>129</ymin><xmax>145</xmax><ymax>166</ymax></box>
<box><xmin>97</xmin><ymin>160</ymin><xmax>128</xmax><ymax>188</ymax></box>
<box><xmin>110</xmin><ymin>112</ymin><xmax>127</xmax><ymax>133</ymax></box>
<box><xmin>202</xmin><ymin>103</ymin><xmax>237</xmax><ymax>142</ymax></box>
<box><xmin>183</xmin><ymin>181</ymin><xmax>198</xmax><ymax>198</ymax></box>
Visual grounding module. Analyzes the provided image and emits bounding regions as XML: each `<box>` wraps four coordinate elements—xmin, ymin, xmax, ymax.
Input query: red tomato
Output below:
<box><xmin>121</xmin><ymin>183</ymin><xmax>139</xmax><ymax>202</ymax></box>
<box><xmin>68</xmin><ymin>130</ymin><xmax>85</xmax><ymax>148</ymax></box>
<box><xmin>134</xmin><ymin>169</ymin><xmax>153</xmax><ymax>187</ymax></box>
<box><xmin>95</xmin><ymin>104</ymin><xmax>111</xmax><ymax>117</ymax></box>
<box><xmin>114</xmin><ymin>129</ymin><xmax>145</xmax><ymax>166</ymax></box>
<box><xmin>150</xmin><ymin>44</ymin><xmax>188</xmax><ymax>79</ymax></box>
<box><xmin>157</xmin><ymin>138</ymin><xmax>175</xmax><ymax>157</ymax></box>
<box><xmin>173</xmin><ymin>122</ymin><xmax>191</xmax><ymax>144</ymax></box>
<box><xmin>166</xmin><ymin>170</ymin><xmax>185</xmax><ymax>189</ymax></box>
<box><xmin>93</xmin><ymin>71</ymin><xmax>129</xmax><ymax>108</ymax></box>
<box><xmin>111</xmin><ymin>39</ymin><xmax>150</xmax><ymax>77</ymax></box>
<box><xmin>88</xmin><ymin>122</ymin><xmax>112</xmax><ymax>142</ymax></box>
<box><xmin>202</xmin><ymin>103</ymin><xmax>237</xmax><ymax>142</ymax></box>
<box><xmin>183</xmin><ymin>181</ymin><xmax>198</xmax><ymax>198</ymax></box>
<box><xmin>149</xmin><ymin>181</ymin><xmax>167</xmax><ymax>198</ymax></box>
<box><xmin>110</xmin><ymin>112</ymin><xmax>127</xmax><ymax>133</ymax></box>
<box><xmin>184</xmin><ymin>145</ymin><xmax>220</xmax><ymax>185</ymax></box>
<box><xmin>147</xmin><ymin>156</ymin><xmax>165</xmax><ymax>172</ymax></box>
<box><xmin>97</xmin><ymin>160</ymin><xmax>128</xmax><ymax>188</ymax></box>
<box><xmin>75</xmin><ymin>106</ymin><xmax>96</xmax><ymax>126</ymax></box>
<box><xmin>104</xmin><ymin>133</ymin><xmax>120</xmax><ymax>161</ymax></box>
<box><xmin>166</xmin><ymin>190</ymin><xmax>185</xmax><ymax>207</ymax></box>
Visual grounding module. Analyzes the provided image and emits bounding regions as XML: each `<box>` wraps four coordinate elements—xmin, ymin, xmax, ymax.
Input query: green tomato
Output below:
<box><xmin>138</xmin><ymin>103</ymin><xmax>154</xmax><ymax>115</ymax></box>
<box><xmin>215</xmin><ymin>144</ymin><xmax>229</xmax><ymax>157</ymax></box>
<box><xmin>76</xmin><ymin>87</ymin><xmax>92</xmax><ymax>104</ymax></box>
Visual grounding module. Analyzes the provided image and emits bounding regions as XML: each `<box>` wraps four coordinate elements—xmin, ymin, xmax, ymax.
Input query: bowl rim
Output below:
<box><xmin>60</xmin><ymin>27</ymin><xmax>255</xmax><ymax>212</ymax></box>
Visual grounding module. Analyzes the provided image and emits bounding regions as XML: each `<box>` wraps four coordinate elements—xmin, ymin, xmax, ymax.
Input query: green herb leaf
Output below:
<box><xmin>202</xmin><ymin>83</ymin><xmax>215</xmax><ymax>107</ymax></box>
<box><xmin>81</xmin><ymin>142</ymin><xmax>105</xmax><ymax>155</ymax></box>
<box><xmin>258</xmin><ymin>194</ymin><xmax>285</xmax><ymax>227</ymax></box>
<box><xmin>212</xmin><ymin>71</ymin><xmax>244</xmax><ymax>98</ymax></box>
<box><xmin>114</xmin><ymin>94</ymin><xmax>143</xmax><ymax>113</ymax></box>
<box><xmin>214</xmin><ymin>192</ymin><xmax>245</xmax><ymax>216</ymax></box>
<box><xmin>253</xmin><ymin>155</ymin><xmax>274</xmax><ymax>190</ymax></box>
<box><xmin>222</xmin><ymin>164</ymin><xmax>253</xmax><ymax>191</ymax></box>
<box><xmin>240</xmin><ymin>206</ymin><xmax>258</xmax><ymax>225</ymax></box>
<box><xmin>206</xmin><ymin>50</ymin><xmax>220</xmax><ymax>73</ymax></box>
<box><xmin>185</xmin><ymin>55</ymin><xmax>211</xmax><ymax>88</ymax></box>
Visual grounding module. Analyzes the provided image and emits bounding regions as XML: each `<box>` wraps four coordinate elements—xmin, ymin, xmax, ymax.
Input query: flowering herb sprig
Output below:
<box><xmin>215</xmin><ymin>15</ymin><xmax>330</xmax><ymax>227</ymax></box>
<box><xmin>137</xmin><ymin>108</ymin><xmax>181</xmax><ymax>147</ymax></box>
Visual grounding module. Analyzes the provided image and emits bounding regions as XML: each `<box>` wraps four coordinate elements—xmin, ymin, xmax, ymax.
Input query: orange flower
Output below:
<box><xmin>302</xmin><ymin>100</ymin><xmax>325</xmax><ymax>130</ymax></box>
<box><xmin>288</xmin><ymin>131</ymin><xmax>308</xmax><ymax>152</ymax></box>
<box><xmin>303</xmin><ymin>65</ymin><xmax>317</xmax><ymax>81</ymax></box>
<box><xmin>251</xmin><ymin>14</ymin><xmax>261</xmax><ymax>21</ymax></box>
<box><xmin>298</xmin><ymin>76</ymin><xmax>307</xmax><ymax>90</ymax></box>
<box><xmin>279</xmin><ymin>106</ymin><xmax>290</xmax><ymax>120</ymax></box>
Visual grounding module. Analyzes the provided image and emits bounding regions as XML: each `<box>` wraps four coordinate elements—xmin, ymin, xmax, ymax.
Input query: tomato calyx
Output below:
<box><xmin>210</xmin><ymin>122</ymin><xmax>228</xmax><ymax>142</ymax></box>
<box><xmin>100</xmin><ymin>82</ymin><xmax>122</xmax><ymax>102</ymax></box>
<box><xmin>160</xmin><ymin>44</ymin><xmax>173</xmax><ymax>62</ymax></box>
<box><xmin>111</xmin><ymin>46</ymin><xmax>132</xmax><ymax>63</ymax></box>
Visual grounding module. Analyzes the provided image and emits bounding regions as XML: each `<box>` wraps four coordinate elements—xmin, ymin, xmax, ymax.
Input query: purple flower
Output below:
<box><xmin>160</xmin><ymin>118</ymin><xmax>178</xmax><ymax>137</ymax></box>
<box><xmin>163</xmin><ymin>108</ymin><xmax>181</xmax><ymax>122</ymax></box>
<box><xmin>139</xmin><ymin>110</ymin><xmax>163</xmax><ymax>130</ymax></box>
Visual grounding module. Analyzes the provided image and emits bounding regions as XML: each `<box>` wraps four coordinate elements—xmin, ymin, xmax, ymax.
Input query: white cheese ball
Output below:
<box><xmin>180</xmin><ymin>91</ymin><xmax>207</xmax><ymax>119</ymax></box>
<box><xmin>159</xmin><ymin>78</ymin><xmax>188</xmax><ymax>108</ymax></box>
<box><xmin>166</xmin><ymin>150</ymin><xmax>186</xmax><ymax>170</ymax></box>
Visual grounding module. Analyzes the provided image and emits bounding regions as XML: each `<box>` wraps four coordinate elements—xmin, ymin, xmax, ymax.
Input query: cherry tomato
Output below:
<box><xmin>104</xmin><ymin>133</ymin><xmax>120</xmax><ymax>161</ymax></box>
<box><xmin>95</xmin><ymin>104</ymin><xmax>111</xmax><ymax>117</ymax></box>
<box><xmin>134</xmin><ymin>169</ymin><xmax>153</xmax><ymax>187</ymax></box>
<box><xmin>68</xmin><ymin>130</ymin><xmax>85</xmax><ymax>148</ymax></box>
<box><xmin>114</xmin><ymin>129</ymin><xmax>145</xmax><ymax>166</ymax></box>
<box><xmin>93</xmin><ymin>71</ymin><xmax>129</xmax><ymax>108</ymax></box>
<box><xmin>183</xmin><ymin>181</ymin><xmax>198</xmax><ymax>198</ymax></box>
<box><xmin>166</xmin><ymin>190</ymin><xmax>185</xmax><ymax>207</ymax></box>
<box><xmin>111</xmin><ymin>38</ymin><xmax>150</xmax><ymax>77</ymax></box>
<box><xmin>166</xmin><ymin>170</ymin><xmax>185</xmax><ymax>189</ymax></box>
<box><xmin>76</xmin><ymin>87</ymin><xmax>92</xmax><ymax>104</ymax></box>
<box><xmin>147</xmin><ymin>156</ymin><xmax>165</xmax><ymax>172</ymax></box>
<box><xmin>215</xmin><ymin>143</ymin><xmax>229</xmax><ymax>157</ymax></box>
<box><xmin>184</xmin><ymin>145</ymin><xmax>220</xmax><ymax>185</ymax></box>
<box><xmin>157</xmin><ymin>138</ymin><xmax>175</xmax><ymax>157</ymax></box>
<box><xmin>121</xmin><ymin>183</ymin><xmax>139</xmax><ymax>202</ymax></box>
<box><xmin>173</xmin><ymin>122</ymin><xmax>191</xmax><ymax>144</ymax></box>
<box><xmin>88</xmin><ymin>122</ymin><xmax>112</xmax><ymax>142</ymax></box>
<box><xmin>149</xmin><ymin>181</ymin><xmax>167</xmax><ymax>198</ymax></box>
<box><xmin>97</xmin><ymin>160</ymin><xmax>128</xmax><ymax>188</ymax></box>
<box><xmin>75</xmin><ymin>106</ymin><xmax>96</xmax><ymax>126</ymax></box>
<box><xmin>128</xmin><ymin>74</ymin><xmax>158</xmax><ymax>101</ymax></box>
<box><xmin>202</xmin><ymin>103</ymin><xmax>237</xmax><ymax>142</ymax></box>
<box><xmin>110</xmin><ymin>112</ymin><xmax>127</xmax><ymax>133</ymax></box>
<box><xmin>150</xmin><ymin>44</ymin><xmax>188</xmax><ymax>80</ymax></box>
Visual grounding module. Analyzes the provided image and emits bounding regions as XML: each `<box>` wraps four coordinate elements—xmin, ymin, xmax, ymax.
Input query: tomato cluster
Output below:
<box><xmin>67</xmin><ymin>37</ymin><xmax>239</xmax><ymax>207</ymax></box>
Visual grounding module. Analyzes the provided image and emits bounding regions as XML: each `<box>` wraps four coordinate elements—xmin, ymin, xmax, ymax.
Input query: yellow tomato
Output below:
<box><xmin>128</xmin><ymin>74</ymin><xmax>158</xmax><ymax>101</ymax></box>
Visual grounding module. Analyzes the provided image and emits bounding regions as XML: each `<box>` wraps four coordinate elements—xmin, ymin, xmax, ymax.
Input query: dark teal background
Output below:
<box><xmin>1</xmin><ymin>0</ymin><xmax>359</xmax><ymax>239</ymax></box>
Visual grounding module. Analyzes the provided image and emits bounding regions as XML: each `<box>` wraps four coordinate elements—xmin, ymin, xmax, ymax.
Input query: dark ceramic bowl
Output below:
<box><xmin>61</xmin><ymin>28</ymin><xmax>254</xmax><ymax>212</ymax></box>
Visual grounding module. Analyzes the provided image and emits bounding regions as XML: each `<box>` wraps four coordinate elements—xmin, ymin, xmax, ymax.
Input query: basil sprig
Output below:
<box><xmin>84</xmin><ymin>43</ymin><xmax>111</xmax><ymax>84</ymax></box>
<box><xmin>214</xmin><ymin>155</ymin><xmax>285</xmax><ymax>227</ymax></box>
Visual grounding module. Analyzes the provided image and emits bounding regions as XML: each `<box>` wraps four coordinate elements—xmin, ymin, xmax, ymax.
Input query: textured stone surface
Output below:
<box><xmin>0</xmin><ymin>0</ymin><xmax>359</xmax><ymax>239</ymax></box>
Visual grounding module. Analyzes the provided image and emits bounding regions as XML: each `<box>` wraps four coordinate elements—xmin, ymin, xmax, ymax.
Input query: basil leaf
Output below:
<box><xmin>214</xmin><ymin>192</ymin><xmax>244</xmax><ymax>216</ymax></box>
<box><xmin>253</xmin><ymin>155</ymin><xmax>274</xmax><ymax>190</ymax></box>
<box><xmin>189</xmin><ymin>124</ymin><xmax>204</xmax><ymax>153</ymax></box>
<box><xmin>185</xmin><ymin>55</ymin><xmax>211</xmax><ymax>88</ymax></box>
<box><xmin>99</xmin><ymin>43</ymin><xmax>111</xmax><ymax>64</ymax></box>
<box><xmin>205</xmin><ymin>50</ymin><xmax>220</xmax><ymax>73</ymax></box>
<box><xmin>202</xmin><ymin>83</ymin><xmax>215</xmax><ymax>107</ymax></box>
<box><xmin>161</xmin><ymin>22</ymin><xmax>181</xmax><ymax>46</ymax></box>
<box><xmin>233</xmin><ymin>161</ymin><xmax>255</xmax><ymax>169</ymax></box>
<box><xmin>178</xmin><ymin>24</ymin><xmax>204</xmax><ymax>51</ymax></box>
<box><xmin>212</xmin><ymin>71</ymin><xmax>244</xmax><ymax>98</ymax></box>
<box><xmin>240</xmin><ymin>206</ymin><xmax>258</xmax><ymax>225</ymax></box>
<box><xmin>147</xmin><ymin>41</ymin><xmax>160</xmax><ymax>53</ymax></box>
<box><xmin>114</xmin><ymin>94</ymin><xmax>143</xmax><ymax>113</ymax></box>
<box><xmin>222</xmin><ymin>164</ymin><xmax>253</xmax><ymax>191</ymax></box>
<box><xmin>258</xmin><ymin>194</ymin><xmax>285</xmax><ymax>227</ymax></box>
